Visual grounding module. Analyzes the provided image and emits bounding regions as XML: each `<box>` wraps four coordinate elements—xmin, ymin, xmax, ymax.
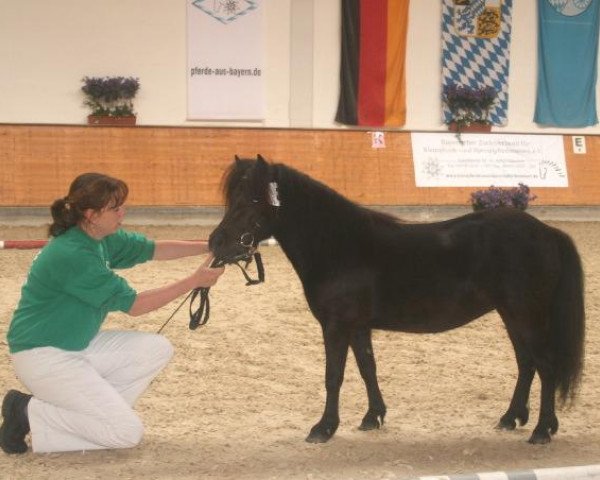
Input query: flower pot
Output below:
<box><xmin>447</xmin><ymin>121</ymin><xmax>491</xmax><ymax>133</ymax></box>
<box><xmin>87</xmin><ymin>115</ymin><xmax>137</xmax><ymax>126</ymax></box>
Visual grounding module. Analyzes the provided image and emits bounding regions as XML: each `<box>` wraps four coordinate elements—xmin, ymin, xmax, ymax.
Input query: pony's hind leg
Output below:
<box><xmin>500</xmin><ymin>322</ymin><xmax>558</xmax><ymax>444</ymax></box>
<box><xmin>527</xmin><ymin>343</ymin><xmax>558</xmax><ymax>444</ymax></box>
<box><xmin>498</xmin><ymin>329</ymin><xmax>535</xmax><ymax>430</ymax></box>
<box><xmin>306</xmin><ymin>321</ymin><xmax>350</xmax><ymax>443</ymax></box>
<box><xmin>350</xmin><ymin>327</ymin><xmax>386</xmax><ymax>431</ymax></box>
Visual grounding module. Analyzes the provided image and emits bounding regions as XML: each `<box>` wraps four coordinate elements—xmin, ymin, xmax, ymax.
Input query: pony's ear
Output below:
<box><xmin>234</xmin><ymin>154</ymin><xmax>241</xmax><ymax>163</ymax></box>
<box><xmin>256</xmin><ymin>154</ymin><xmax>269</xmax><ymax>175</ymax></box>
<box><xmin>254</xmin><ymin>155</ymin><xmax>270</xmax><ymax>183</ymax></box>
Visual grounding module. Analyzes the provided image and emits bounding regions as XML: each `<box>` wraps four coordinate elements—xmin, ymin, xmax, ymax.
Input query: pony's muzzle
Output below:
<box><xmin>208</xmin><ymin>228</ymin><xmax>255</xmax><ymax>263</ymax></box>
<box><xmin>208</xmin><ymin>229</ymin><xmax>225</xmax><ymax>252</ymax></box>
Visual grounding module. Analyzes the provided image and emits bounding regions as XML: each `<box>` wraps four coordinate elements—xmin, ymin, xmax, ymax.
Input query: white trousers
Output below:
<box><xmin>10</xmin><ymin>330</ymin><xmax>173</xmax><ymax>453</ymax></box>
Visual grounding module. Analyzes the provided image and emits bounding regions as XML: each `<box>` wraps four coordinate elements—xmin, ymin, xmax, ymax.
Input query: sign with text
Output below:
<box><xmin>411</xmin><ymin>133</ymin><xmax>568</xmax><ymax>187</ymax></box>
<box><xmin>187</xmin><ymin>0</ymin><xmax>264</xmax><ymax>120</ymax></box>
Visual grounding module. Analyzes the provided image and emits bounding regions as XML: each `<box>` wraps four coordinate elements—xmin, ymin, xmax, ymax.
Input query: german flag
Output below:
<box><xmin>335</xmin><ymin>0</ymin><xmax>410</xmax><ymax>127</ymax></box>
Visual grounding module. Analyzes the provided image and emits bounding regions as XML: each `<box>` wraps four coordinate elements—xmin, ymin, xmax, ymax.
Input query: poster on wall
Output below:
<box><xmin>187</xmin><ymin>0</ymin><xmax>264</xmax><ymax>120</ymax></box>
<box><xmin>411</xmin><ymin>133</ymin><xmax>568</xmax><ymax>187</ymax></box>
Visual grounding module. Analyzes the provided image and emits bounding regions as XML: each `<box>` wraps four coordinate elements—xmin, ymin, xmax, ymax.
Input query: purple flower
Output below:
<box><xmin>470</xmin><ymin>184</ymin><xmax>537</xmax><ymax>211</ymax></box>
<box><xmin>81</xmin><ymin>76</ymin><xmax>140</xmax><ymax>117</ymax></box>
<box><xmin>442</xmin><ymin>84</ymin><xmax>498</xmax><ymax>127</ymax></box>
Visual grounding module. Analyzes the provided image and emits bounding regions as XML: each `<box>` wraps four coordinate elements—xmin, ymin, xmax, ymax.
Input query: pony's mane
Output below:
<box><xmin>273</xmin><ymin>162</ymin><xmax>400</xmax><ymax>225</ymax></box>
<box><xmin>220</xmin><ymin>158</ymin><xmax>402</xmax><ymax>239</ymax></box>
<box><xmin>265</xmin><ymin>162</ymin><xmax>406</xmax><ymax>271</ymax></box>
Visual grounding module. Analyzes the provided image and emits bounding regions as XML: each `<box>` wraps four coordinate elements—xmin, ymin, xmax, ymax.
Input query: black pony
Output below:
<box><xmin>209</xmin><ymin>155</ymin><xmax>585</xmax><ymax>445</ymax></box>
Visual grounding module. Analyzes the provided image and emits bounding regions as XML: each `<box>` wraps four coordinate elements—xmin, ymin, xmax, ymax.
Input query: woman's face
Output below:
<box><xmin>84</xmin><ymin>202</ymin><xmax>126</xmax><ymax>239</ymax></box>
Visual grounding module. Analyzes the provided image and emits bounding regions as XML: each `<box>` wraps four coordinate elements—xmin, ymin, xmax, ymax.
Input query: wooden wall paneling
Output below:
<box><xmin>0</xmin><ymin>125</ymin><xmax>599</xmax><ymax>207</ymax></box>
<box><xmin>0</xmin><ymin>127</ymin><xmax>16</xmax><ymax>204</ymax></box>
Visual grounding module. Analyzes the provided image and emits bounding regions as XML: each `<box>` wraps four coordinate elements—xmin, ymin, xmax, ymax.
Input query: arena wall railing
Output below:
<box><xmin>1</xmin><ymin>124</ymin><xmax>599</xmax><ymax>207</ymax></box>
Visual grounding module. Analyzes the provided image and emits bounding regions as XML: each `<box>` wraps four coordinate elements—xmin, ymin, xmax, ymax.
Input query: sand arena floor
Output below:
<box><xmin>0</xmin><ymin>221</ymin><xmax>599</xmax><ymax>480</ymax></box>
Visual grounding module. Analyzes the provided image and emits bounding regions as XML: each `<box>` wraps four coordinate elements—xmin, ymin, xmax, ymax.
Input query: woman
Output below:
<box><xmin>0</xmin><ymin>172</ymin><xmax>225</xmax><ymax>454</ymax></box>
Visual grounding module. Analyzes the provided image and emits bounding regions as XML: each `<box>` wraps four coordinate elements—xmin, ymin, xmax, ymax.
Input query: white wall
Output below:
<box><xmin>0</xmin><ymin>0</ymin><xmax>599</xmax><ymax>134</ymax></box>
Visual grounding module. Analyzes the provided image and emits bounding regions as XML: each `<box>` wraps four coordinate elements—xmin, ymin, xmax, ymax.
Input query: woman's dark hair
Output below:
<box><xmin>48</xmin><ymin>173</ymin><xmax>129</xmax><ymax>237</ymax></box>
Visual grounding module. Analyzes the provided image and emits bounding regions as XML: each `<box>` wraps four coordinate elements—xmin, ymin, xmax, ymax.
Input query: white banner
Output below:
<box><xmin>187</xmin><ymin>0</ymin><xmax>264</xmax><ymax>120</ymax></box>
<box><xmin>411</xmin><ymin>133</ymin><xmax>568</xmax><ymax>187</ymax></box>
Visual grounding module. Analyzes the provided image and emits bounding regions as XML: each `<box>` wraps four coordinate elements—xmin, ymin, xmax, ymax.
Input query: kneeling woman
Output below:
<box><xmin>1</xmin><ymin>172</ymin><xmax>224</xmax><ymax>454</ymax></box>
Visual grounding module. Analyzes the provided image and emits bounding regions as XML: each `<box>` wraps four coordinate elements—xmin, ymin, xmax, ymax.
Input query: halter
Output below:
<box><xmin>156</xmin><ymin>232</ymin><xmax>265</xmax><ymax>334</ymax></box>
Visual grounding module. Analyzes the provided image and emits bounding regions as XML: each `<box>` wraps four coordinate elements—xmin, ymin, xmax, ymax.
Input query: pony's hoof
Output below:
<box><xmin>358</xmin><ymin>420</ymin><xmax>379</xmax><ymax>431</ymax></box>
<box><xmin>528</xmin><ymin>417</ymin><xmax>557</xmax><ymax>444</ymax></box>
<box><xmin>528</xmin><ymin>431</ymin><xmax>552</xmax><ymax>445</ymax></box>
<box><xmin>305</xmin><ymin>433</ymin><xmax>330</xmax><ymax>443</ymax></box>
<box><xmin>358</xmin><ymin>413</ymin><xmax>383</xmax><ymax>431</ymax></box>
<box><xmin>496</xmin><ymin>418</ymin><xmax>517</xmax><ymax>431</ymax></box>
<box><xmin>497</xmin><ymin>408</ymin><xmax>529</xmax><ymax>430</ymax></box>
<box><xmin>305</xmin><ymin>424</ymin><xmax>336</xmax><ymax>443</ymax></box>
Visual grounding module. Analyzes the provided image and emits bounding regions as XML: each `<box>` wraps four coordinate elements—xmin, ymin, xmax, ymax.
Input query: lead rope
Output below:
<box><xmin>156</xmin><ymin>252</ymin><xmax>265</xmax><ymax>334</ymax></box>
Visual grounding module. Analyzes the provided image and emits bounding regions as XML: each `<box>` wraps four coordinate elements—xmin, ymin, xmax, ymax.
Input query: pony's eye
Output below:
<box><xmin>251</xmin><ymin>198</ymin><xmax>259</xmax><ymax>204</ymax></box>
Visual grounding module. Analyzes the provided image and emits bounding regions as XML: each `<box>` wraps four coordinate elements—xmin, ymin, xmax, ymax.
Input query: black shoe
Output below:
<box><xmin>0</xmin><ymin>390</ymin><xmax>32</xmax><ymax>454</ymax></box>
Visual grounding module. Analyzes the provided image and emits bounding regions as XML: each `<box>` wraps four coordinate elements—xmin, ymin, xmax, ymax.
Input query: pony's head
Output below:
<box><xmin>209</xmin><ymin>155</ymin><xmax>279</xmax><ymax>262</ymax></box>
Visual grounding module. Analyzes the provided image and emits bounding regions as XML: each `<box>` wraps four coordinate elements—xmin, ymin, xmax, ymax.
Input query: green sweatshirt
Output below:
<box><xmin>7</xmin><ymin>227</ymin><xmax>155</xmax><ymax>354</ymax></box>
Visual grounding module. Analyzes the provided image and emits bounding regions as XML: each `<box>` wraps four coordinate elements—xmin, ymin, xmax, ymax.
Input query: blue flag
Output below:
<box><xmin>534</xmin><ymin>0</ymin><xmax>600</xmax><ymax>127</ymax></box>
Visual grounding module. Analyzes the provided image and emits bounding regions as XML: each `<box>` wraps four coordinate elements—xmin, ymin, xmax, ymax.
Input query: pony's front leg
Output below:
<box><xmin>351</xmin><ymin>327</ymin><xmax>386</xmax><ymax>431</ymax></box>
<box><xmin>306</xmin><ymin>321</ymin><xmax>350</xmax><ymax>443</ymax></box>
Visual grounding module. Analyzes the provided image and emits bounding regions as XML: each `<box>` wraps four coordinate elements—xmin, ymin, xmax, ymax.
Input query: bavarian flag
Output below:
<box><xmin>335</xmin><ymin>0</ymin><xmax>410</xmax><ymax>127</ymax></box>
<box><xmin>441</xmin><ymin>0</ymin><xmax>513</xmax><ymax>127</ymax></box>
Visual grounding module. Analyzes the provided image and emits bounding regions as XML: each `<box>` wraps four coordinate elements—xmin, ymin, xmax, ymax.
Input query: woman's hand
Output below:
<box><xmin>128</xmin><ymin>254</ymin><xmax>225</xmax><ymax>317</ymax></box>
<box><xmin>192</xmin><ymin>254</ymin><xmax>225</xmax><ymax>288</ymax></box>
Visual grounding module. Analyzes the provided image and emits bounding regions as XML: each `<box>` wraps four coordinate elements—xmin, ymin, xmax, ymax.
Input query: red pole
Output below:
<box><xmin>0</xmin><ymin>240</ymin><xmax>49</xmax><ymax>249</ymax></box>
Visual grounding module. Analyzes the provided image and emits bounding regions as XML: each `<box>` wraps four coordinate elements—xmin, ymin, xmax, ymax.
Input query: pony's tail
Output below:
<box><xmin>552</xmin><ymin>232</ymin><xmax>585</xmax><ymax>406</ymax></box>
